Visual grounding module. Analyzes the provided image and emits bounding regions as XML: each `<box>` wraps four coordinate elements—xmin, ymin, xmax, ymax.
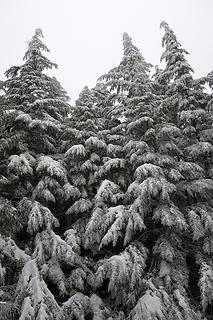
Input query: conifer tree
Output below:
<box><xmin>60</xmin><ymin>86</ymin><xmax>108</xmax><ymax>230</ymax></box>
<box><xmin>1</xmin><ymin>21</ymin><xmax>213</xmax><ymax>320</ymax></box>
<box><xmin>84</xmin><ymin>25</ymin><xmax>213</xmax><ymax>320</ymax></box>
<box><xmin>153</xmin><ymin>22</ymin><xmax>213</xmax><ymax>318</ymax></box>
<box><xmin>0</xmin><ymin>29</ymin><xmax>70</xmax><ymax>212</ymax></box>
<box><xmin>96</xmin><ymin>33</ymin><xmax>151</xmax><ymax>189</ymax></box>
<box><xmin>0</xmin><ymin>29</ymin><xmax>80</xmax><ymax>319</ymax></box>
<box><xmin>1</xmin><ymin>28</ymin><xmax>69</xmax><ymax>156</ymax></box>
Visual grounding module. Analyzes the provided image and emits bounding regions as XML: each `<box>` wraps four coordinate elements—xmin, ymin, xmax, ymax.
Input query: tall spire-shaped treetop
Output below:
<box><xmin>23</xmin><ymin>28</ymin><xmax>57</xmax><ymax>71</ymax></box>
<box><xmin>1</xmin><ymin>28</ymin><xmax>70</xmax><ymax>156</ymax></box>
<box><xmin>160</xmin><ymin>21</ymin><xmax>194</xmax><ymax>85</ymax></box>
<box><xmin>98</xmin><ymin>32</ymin><xmax>154</xmax><ymax>137</ymax></box>
<box><xmin>122</xmin><ymin>33</ymin><xmax>155</xmax><ymax>142</ymax></box>
<box><xmin>122</xmin><ymin>32</ymin><xmax>151</xmax><ymax>81</ymax></box>
<box><xmin>158</xmin><ymin>21</ymin><xmax>211</xmax><ymax>148</ymax></box>
<box><xmin>99</xmin><ymin>32</ymin><xmax>151</xmax><ymax>98</ymax></box>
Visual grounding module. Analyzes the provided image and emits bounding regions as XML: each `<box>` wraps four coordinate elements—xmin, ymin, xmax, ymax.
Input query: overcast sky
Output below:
<box><xmin>0</xmin><ymin>0</ymin><xmax>213</xmax><ymax>103</ymax></box>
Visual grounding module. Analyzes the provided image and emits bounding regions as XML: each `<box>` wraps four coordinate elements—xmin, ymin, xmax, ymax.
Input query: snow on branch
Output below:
<box><xmin>65</xmin><ymin>144</ymin><xmax>86</xmax><ymax>158</ymax></box>
<box><xmin>36</xmin><ymin>156</ymin><xmax>67</xmax><ymax>183</ymax></box>
<box><xmin>0</xmin><ymin>235</ymin><xmax>30</xmax><ymax>263</ymax></box>
<box><xmin>130</xmin><ymin>279</ymin><xmax>199</xmax><ymax>320</ymax></box>
<box><xmin>27</xmin><ymin>201</ymin><xmax>59</xmax><ymax>235</ymax></box>
<box><xmin>62</xmin><ymin>293</ymin><xmax>111</xmax><ymax>320</ymax></box>
<box><xmin>8</xmin><ymin>153</ymin><xmax>35</xmax><ymax>176</ymax></box>
<box><xmin>85</xmin><ymin>136</ymin><xmax>107</xmax><ymax>150</ymax></box>
<box><xmin>199</xmin><ymin>261</ymin><xmax>213</xmax><ymax>312</ymax></box>
<box><xmin>185</xmin><ymin>142</ymin><xmax>213</xmax><ymax>161</ymax></box>
<box><xmin>16</xmin><ymin>259</ymin><xmax>62</xmax><ymax>320</ymax></box>
<box><xmin>93</xmin><ymin>243</ymin><xmax>148</xmax><ymax>306</ymax></box>
<box><xmin>134</xmin><ymin>163</ymin><xmax>164</xmax><ymax>182</ymax></box>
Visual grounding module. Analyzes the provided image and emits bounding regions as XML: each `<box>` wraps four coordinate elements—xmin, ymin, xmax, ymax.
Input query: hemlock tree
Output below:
<box><xmin>0</xmin><ymin>28</ymin><xmax>70</xmax><ymax>214</ymax></box>
<box><xmin>61</xmin><ymin>86</ymin><xmax>109</xmax><ymax>230</ymax></box>
<box><xmin>0</xmin><ymin>29</ymin><xmax>84</xmax><ymax>320</ymax></box>
<box><xmin>98</xmin><ymin>32</ymin><xmax>152</xmax><ymax>119</ymax></box>
<box><xmin>96</xmin><ymin>33</ymin><xmax>152</xmax><ymax>190</ymax></box>
<box><xmin>84</xmin><ymin>25</ymin><xmax>213</xmax><ymax>320</ymax></box>
<box><xmin>61</xmin><ymin>86</ymin><xmax>98</xmax><ymax>151</ymax></box>
<box><xmin>1</xmin><ymin>28</ymin><xmax>69</xmax><ymax>156</ymax></box>
<box><xmin>1</xmin><ymin>22</ymin><xmax>213</xmax><ymax>320</ymax></box>
<box><xmin>154</xmin><ymin>22</ymin><xmax>213</xmax><ymax>318</ymax></box>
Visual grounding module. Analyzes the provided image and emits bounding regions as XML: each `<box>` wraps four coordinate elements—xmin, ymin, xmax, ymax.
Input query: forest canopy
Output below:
<box><xmin>0</xmin><ymin>22</ymin><xmax>213</xmax><ymax>320</ymax></box>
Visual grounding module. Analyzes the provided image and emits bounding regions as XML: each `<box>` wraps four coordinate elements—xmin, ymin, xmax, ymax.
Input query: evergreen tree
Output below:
<box><xmin>1</xmin><ymin>21</ymin><xmax>213</xmax><ymax>320</ymax></box>
<box><xmin>96</xmin><ymin>33</ymin><xmax>152</xmax><ymax>189</ymax></box>
<box><xmin>1</xmin><ymin>28</ymin><xmax>69</xmax><ymax>156</ymax></box>
<box><xmin>154</xmin><ymin>21</ymin><xmax>213</xmax><ymax>318</ymax></box>
<box><xmin>61</xmin><ymin>86</ymin><xmax>98</xmax><ymax>151</ymax></box>
<box><xmin>0</xmin><ymin>29</ymin><xmax>70</xmax><ymax>213</ymax></box>
<box><xmin>0</xmin><ymin>29</ymin><xmax>80</xmax><ymax>319</ymax></box>
<box><xmin>61</xmin><ymin>86</ymin><xmax>109</xmax><ymax>230</ymax></box>
<box><xmin>84</xmin><ymin>24</ymin><xmax>213</xmax><ymax>319</ymax></box>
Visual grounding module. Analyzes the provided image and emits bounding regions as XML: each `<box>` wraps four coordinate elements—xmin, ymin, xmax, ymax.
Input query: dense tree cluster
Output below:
<box><xmin>0</xmin><ymin>23</ymin><xmax>213</xmax><ymax>319</ymax></box>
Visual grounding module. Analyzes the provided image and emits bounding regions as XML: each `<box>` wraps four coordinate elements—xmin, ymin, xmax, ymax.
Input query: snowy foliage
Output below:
<box><xmin>63</xmin><ymin>183</ymin><xmax>81</xmax><ymax>200</ymax></box>
<box><xmin>0</xmin><ymin>262</ymin><xmax>6</xmax><ymax>285</ymax></box>
<box><xmin>62</xmin><ymin>293</ymin><xmax>111</xmax><ymax>320</ymax></box>
<box><xmin>178</xmin><ymin>161</ymin><xmax>205</xmax><ymax>180</ymax></box>
<box><xmin>93</xmin><ymin>243</ymin><xmax>148</xmax><ymax>306</ymax></box>
<box><xmin>16</xmin><ymin>260</ymin><xmax>62</xmax><ymax>320</ymax></box>
<box><xmin>33</xmin><ymin>230</ymin><xmax>81</xmax><ymax>266</ymax></box>
<box><xmin>85</xmin><ymin>136</ymin><xmax>107</xmax><ymax>151</ymax></box>
<box><xmin>134</xmin><ymin>163</ymin><xmax>164</xmax><ymax>181</ymax></box>
<box><xmin>64</xmin><ymin>228</ymin><xmax>81</xmax><ymax>253</ymax></box>
<box><xmin>130</xmin><ymin>280</ymin><xmax>199</xmax><ymax>320</ymax></box>
<box><xmin>8</xmin><ymin>153</ymin><xmax>35</xmax><ymax>176</ymax></box>
<box><xmin>0</xmin><ymin>196</ymin><xmax>22</xmax><ymax>235</ymax></box>
<box><xmin>185</xmin><ymin>142</ymin><xmax>213</xmax><ymax>160</ymax></box>
<box><xmin>153</xmin><ymin>203</ymin><xmax>187</xmax><ymax>230</ymax></box>
<box><xmin>65</xmin><ymin>144</ymin><xmax>86</xmax><ymax>158</ymax></box>
<box><xmin>66</xmin><ymin>198</ymin><xmax>93</xmax><ymax>216</ymax></box>
<box><xmin>199</xmin><ymin>261</ymin><xmax>213</xmax><ymax>311</ymax></box>
<box><xmin>33</xmin><ymin>156</ymin><xmax>67</xmax><ymax>204</ymax></box>
<box><xmin>0</xmin><ymin>235</ymin><xmax>30</xmax><ymax>263</ymax></box>
<box><xmin>85</xmin><ymin>180</ymin><xmax>124</xmax><ymax>249</ymax></box>
<box><xmin>1</xmin><ymin>23</ymin><xmax>213</xmax><ymax>319</ymax></box>
<box><xmin>27</xmin><ymin>201</ymin><xmax>59</xmax><ymax>234</ymax></box>
<box><xmin>36</xmin><ymin>156</ymin><xmax>67</xmax><ymax>183</ymax></box>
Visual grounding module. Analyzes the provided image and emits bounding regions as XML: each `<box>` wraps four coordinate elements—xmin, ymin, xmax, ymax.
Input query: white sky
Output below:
<box><xmin>0</xmin><ymin>0</ymin><xmax>213</xmax><ymax>103</ymax></box>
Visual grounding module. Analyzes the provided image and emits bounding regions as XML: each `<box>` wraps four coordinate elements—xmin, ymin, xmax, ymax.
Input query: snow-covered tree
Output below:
<box><xmin>0</xmin><ymin>29</ymin><xmax>70</xmax><ymax>216</ymax></box>
<box><xmin>96</xmin><ymin>33</ymin><xmax>154</xmax><ymax>188</ymax></box>
<box><xmin>159</xmin><ymin>21</ymin><xmax>211</xmax><ymax>146</ymax></box>
<box><xmin>1</xmin><ymin>28</ymin><xmax>69</xmax><ymax>156</ymax></box>
<box><xmin>156</xmin><ymin>21</ymin><xmax>213</xmax><ymax>318</ymax></box>
<box><xmin>61</xmin><ymin>86</ymin><xmax>98</xmax><ymax>151</ymax></box>
<box><xmin>83</xmin><ymin>24</ymin><xmax>213</xmax><ymax>319</ymax></box>
<box><xmin>61</xmin><ymin>86</ymin><xmax>114</xmax><ymax>230</ymax></box>
<box><xmin>0</xmin><ymin>29</ymin><xmax>73</xmax><ymax>319</ymax></box>
<box><xmin>1</xmin><ymin>21</ymin><xmax>213</xmax><ymax>320</ymax></box>
<box><xmin>16</xmin><ymin>259</ymin><xmax>63</xmax><ymax>320</ymax></box>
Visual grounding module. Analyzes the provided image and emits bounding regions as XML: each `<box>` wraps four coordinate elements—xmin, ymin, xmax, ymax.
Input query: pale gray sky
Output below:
<box><xmin>0</xmin><ymin>0</ymin><xmax>213</xmax><ymax>103</ymax></box>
